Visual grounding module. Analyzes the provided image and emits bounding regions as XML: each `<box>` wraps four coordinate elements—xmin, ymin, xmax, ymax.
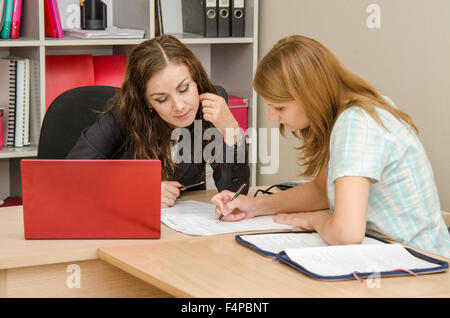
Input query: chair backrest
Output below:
<box><xmin>37</xmin><ymin>85</ymin><xmax>117</xmax><ymax>159</ymax></box>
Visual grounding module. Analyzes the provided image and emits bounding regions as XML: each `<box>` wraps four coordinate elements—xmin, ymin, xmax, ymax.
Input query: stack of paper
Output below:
<box><xmin>64</xmin><ymin>26</ymin><xmax>145</xmax><ymax>39</ymax></box>
<box><xmin>161</xmin><ymin>200</ymin><xmax>293</xmax><ymax>236</ymax></box>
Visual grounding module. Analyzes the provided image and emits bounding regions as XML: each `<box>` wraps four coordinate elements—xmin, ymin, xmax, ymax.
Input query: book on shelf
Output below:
<box><xmin>10</xmin><ymin>0</ymin><xmax>22</xmax><ymax>39</ymax></box>
<box><xmin>45</xmin><ymin>0</ymin><xmax>63</xmax><ymax>38</ymax></box>
<box><xmin>10</xmin><ymin>56</ymin><xmax>30</xmax><ymax>147</ymax></box>
<box><xmin>63</xmin><ymin>26</ymin><xmax>145</xmax><ymax>39</ymax></box>
<box><xmin>0</xmin><ymin>58</ymin><xmax>17</xmax><ymax>148</ymax></box>
<box><xmin>0</xmin><ymin>0</ymin><xmax>13</xmax><ymax>39</ymax></box>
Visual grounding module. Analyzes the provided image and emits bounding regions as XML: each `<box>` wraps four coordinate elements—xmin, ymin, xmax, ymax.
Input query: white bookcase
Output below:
<box><xmin>0</xmin><ymin>0</ymin><xmax>258</xmax><ymax>198</ymax></box>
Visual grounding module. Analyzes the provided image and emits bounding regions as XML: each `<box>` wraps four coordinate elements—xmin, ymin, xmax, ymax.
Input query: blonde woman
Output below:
<box><xmin>212</xmin><ymin>35</ymin><xmax>450</xmax><ymax>258</ymax></box>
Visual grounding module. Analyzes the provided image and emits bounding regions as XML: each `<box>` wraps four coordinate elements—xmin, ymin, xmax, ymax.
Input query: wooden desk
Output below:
<box><xmin>1</xmin><ymin>187</ymin><xmax>449</xmax><ymax>298</ymax></box>
<box><xmin>0</xmin><ymin>189</ymin><xmax>219</xmax><ymax>298</ymax></box>
<box><xmin>97</xmin><ymin>233</ymin><xmax>450</xmax><ymax>298</ymax></box>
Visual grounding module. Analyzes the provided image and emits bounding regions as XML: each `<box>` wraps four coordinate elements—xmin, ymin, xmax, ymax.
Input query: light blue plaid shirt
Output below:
<box><xmin>327</xmin><ymin>103</ymin><xmax>450</xmax><ymax>258</ymax></box>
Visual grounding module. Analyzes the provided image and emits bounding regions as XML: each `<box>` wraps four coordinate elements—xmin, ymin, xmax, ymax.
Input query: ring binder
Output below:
<box><xmin>205</xmin><ymin>0</ymin><xmax>218</xmax><ymax>37</ymax></box>
<box><xmin>218</xmin><ymin>0</ymin><xmax>231</xmax><ymax>37</ymax></box>
<box><xmin>231</xmin><ymin>0</ymin><xmax>245</xmax><ymax>37</ymax></box>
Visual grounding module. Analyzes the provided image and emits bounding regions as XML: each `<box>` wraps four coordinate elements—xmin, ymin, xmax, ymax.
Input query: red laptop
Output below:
<box><xmin>21</xmin><ymin>160</ymin><xmax>161</xmax><ymax>239</ymax></box>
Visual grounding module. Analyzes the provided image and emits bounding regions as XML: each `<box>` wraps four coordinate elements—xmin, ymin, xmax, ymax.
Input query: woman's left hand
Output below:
<box><xmin>199</xmin><ymin>93</ymin><xmax>240</xmax><ymax>145</ymax></box>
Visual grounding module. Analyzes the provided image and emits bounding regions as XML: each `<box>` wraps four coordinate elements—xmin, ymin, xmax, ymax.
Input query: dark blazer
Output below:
<box><xmin>66</xmin><ymin>87</ymin><xmax>250</xmax><ymax>194</ymax></box>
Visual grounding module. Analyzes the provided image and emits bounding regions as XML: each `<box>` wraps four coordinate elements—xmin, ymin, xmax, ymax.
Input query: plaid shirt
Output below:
<box><xmin>327</xmin><ymin>103</ymin><xmax>450</xmax><ymax>258</ymax></box>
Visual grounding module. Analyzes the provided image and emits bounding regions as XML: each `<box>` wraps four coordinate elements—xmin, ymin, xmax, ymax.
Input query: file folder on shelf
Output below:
<box><xmin>205</xmin><ymin>0</ymin><xmax>218</xmax><ymax>37</ymax></box>
<box><xmin>181</xmin><ymin>0</ymin><xmax>218</xmax><ymax>38</ymax></box>
<box><xmin>218</xmin><ymin>0</ymin><xmax>231</xmax><ymax>37</ymax></box>
<box><xmin>231</xmin><ymin>0</ymin><xmax>245</xmax><ymax>37</ymax></box>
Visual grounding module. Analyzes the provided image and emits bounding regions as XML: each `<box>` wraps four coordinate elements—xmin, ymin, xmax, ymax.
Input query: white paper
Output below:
<box><xmin>64</xmin><ymin>26</ymin><xmax>145</xmax><ymax>39</ymax></box>
<box><xmin>284</xmin><ymin>244</ymin><xmax>438</xmax><ymax>277</ymax></box>
<box><xmin>161</xmin><ymin>200</ymin><xmax>293</xmax><ymax>236</ymax></box>
<box><xmin>240</xmin><ymin>232</ymin><xmax>384</xmax><ymax>255</ymax></box>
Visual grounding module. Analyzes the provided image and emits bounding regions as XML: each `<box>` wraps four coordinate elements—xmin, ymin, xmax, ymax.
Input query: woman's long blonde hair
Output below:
<box><xmin>253</xmin><ymin>35</ymin><xmax>418</xmax><ymax>177</ymax></box>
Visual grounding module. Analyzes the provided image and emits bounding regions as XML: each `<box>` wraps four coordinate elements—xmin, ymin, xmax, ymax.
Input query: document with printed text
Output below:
<box><xmin>161</xmin><ymin>200</ymin><xmax>293</xmax><ymax>236</ymax></box>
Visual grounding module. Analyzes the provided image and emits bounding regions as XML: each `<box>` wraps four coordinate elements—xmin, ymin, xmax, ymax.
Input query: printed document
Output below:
<box><xmin>161</xmin><ymin>200</ymin><xmax>293</xmax><ymax>236</ymax></box>
<box><xmin>239</xmin><ymin>232</ymin><xmax>384</xmax><ymax>255</ymax></box>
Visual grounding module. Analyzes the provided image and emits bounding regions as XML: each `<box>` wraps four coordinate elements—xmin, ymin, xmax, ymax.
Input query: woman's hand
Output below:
<box><xmin>199</xmin><ymin>93</ymin><xmax>240</xmax><ymax>146</ymax></box>
<box><xmin>210</xmin><ymin>190</ymin><xmax>259</xmax><ymax>222</ymax></box>
<box><xmin>273</xmin><ymin>209</ymin><xmax>332</xmax><ymax>231</ymax></box>
<box><xmin>161</xmin><ymin>181</ymin><xmax>182</xmax><ymax>208</ymax></box>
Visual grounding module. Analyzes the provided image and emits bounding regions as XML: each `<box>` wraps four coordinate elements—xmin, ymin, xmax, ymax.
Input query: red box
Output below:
<box><xmin>228</xmin><ymin>95</ymin><xmax>248</xmax><ymax>131</ymax></box>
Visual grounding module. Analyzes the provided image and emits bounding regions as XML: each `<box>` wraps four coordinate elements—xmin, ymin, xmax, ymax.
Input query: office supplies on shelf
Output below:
<box><xmin>218</xmin><ymin>183</ymin><xmax>246</xmax><ymax>221</ymax></box>
<box><xmin>218</xmin><ymin>0</ymin><xmax>231</xmax><ymax>37</ymax></box>
<box><xmin>46</xmin><ymin>0</ymin><xmax>64</xmax><ymax>38</ymax></box>
<box><xmin>236</xmin><ymin>231</ymin><xmax>449</xmax><ymax>281</ymax></box>
<box><xmin>161</xmin><ymin>200</ymin><xmax>292</xmax><ymax>236</ymax></box>
<box><xmin>180</xmin><ymin>180</ymin><xmax>205</xmax><ymax>192</ymax></box>
<box><xmin>0</xmin><ymin>0</ymin><xmax>13</xmax><ymax>39</ymax></box>
<box><xmin>21</xmin><ymin>159</ymin><xmax>162</xmax><ymax>239</ymax></box>
<box><xmin>228</xmin><ymin>95</ymin><xmax>248</xmax><ymax>131</ymax></box>
<box><xmin>80</xmin><ymin>0</ymin><xmax>107</xmax><ymax>30</ymax></box>
<box><xmin>231</xmin><ymin>0</ymin><xmax>245</xmax><ymax>37</ymax></box>
<box><xmin>9</xmin><ymin>0</ymin><xmax>21</xmax><ymax>39</ymax></box>
<box><xmin>64</xmin><ymin>26</ymin><xmax>144</xmax><ymax>39</ymax></box>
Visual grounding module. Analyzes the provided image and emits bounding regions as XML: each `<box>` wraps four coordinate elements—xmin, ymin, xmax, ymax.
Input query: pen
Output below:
<box><xmin>217</xmin><ymin>183</ymin><xmax>246</xmax><ymax>222</ymax></box>
<box><xmin>179</xmin><ymin>180</ymin><xmax>205</xmax><ymax>192</ymax></box>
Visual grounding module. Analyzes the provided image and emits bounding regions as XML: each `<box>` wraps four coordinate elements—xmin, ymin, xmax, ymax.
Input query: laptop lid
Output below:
<box><xmin>21</xmin><ymin>159</ymin><xmax>161</xmax><ymax>239</ymax></box>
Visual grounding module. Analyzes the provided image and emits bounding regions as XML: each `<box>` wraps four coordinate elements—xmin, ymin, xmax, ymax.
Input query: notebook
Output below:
<box><xmin>21</xmin><ymin>160</ymin><xmax>162</xmax><ymax>239</ymax></box>
<box><xmin>236</xmin><ymin>231</ymin><xmax>449</xmax><ymax>281</ymax></box>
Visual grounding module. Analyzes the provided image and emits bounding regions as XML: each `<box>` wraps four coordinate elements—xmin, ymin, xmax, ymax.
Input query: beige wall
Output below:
<box><xmin>256</xmin><ymin>0</ymin><xmax>450</xmax><ymax>210</ymax></box>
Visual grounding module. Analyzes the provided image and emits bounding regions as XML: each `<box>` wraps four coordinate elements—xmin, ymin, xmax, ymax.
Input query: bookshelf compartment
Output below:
<box><xmin>0</xmin><ymin>0</ymin><xmax>259</xmax><ymax>199</ymax></box>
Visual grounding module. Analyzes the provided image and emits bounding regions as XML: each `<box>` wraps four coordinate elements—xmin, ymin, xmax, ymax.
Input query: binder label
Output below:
<box><xmin>206</xmin><ymin>0</ymin><xmax>217</xmax><ymax>7</ymax></box>
<box><xmin>219</xmin><ymin>0</ymin><xmax>230</xmax><ymax>7</ymax></box>
<box><xmin>233</xmin><ymin>0</ymin><xmax>245</xmax><ymax>8</ymax></box>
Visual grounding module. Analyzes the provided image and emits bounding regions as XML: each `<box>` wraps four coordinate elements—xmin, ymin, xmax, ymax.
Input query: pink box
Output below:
<box><xmin>228</xmin><ymin>95</ymin><xmax>248</xmax><ymax>131</ymax></box>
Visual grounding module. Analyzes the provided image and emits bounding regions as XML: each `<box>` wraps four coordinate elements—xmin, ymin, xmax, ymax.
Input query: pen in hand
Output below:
<box><xmin>217</xmin><ymin>183</ymin><xmax>247</xmax><ymax>222</ymax></box>
<box><xmin>179</xmin><ymin>181</ymin><xmax>205</xmax><ymax>192</ymax></box>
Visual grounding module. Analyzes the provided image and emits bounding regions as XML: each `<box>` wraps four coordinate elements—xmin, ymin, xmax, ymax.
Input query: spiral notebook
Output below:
<box><xmin>236</xmin><ymin>231</ymin><xmax>449</xmax><ymax>281</ymax></box>
<box><xmin>0</xmin><ymin>58</ymin><xmax>17</xmax><ymax>148</ymax></box>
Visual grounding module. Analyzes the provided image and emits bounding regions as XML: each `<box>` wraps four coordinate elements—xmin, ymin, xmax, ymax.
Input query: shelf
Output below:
<box><xmin>0</xmin><ymin>39</ymin><xmax>41</xmax><ymax>47</ymax></box>
<box><xmin>44</xmin><ymin>37</ymin><xmax>145</xmax><ymax>47</ymax></box>
<box><xmin>0</xmin><ymin>146</ymin><xmax>38</xmax><ymax>159</ymax></box>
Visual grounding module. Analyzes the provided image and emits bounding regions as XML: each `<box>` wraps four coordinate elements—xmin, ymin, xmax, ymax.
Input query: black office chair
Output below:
<box><xmin>37</xmin><ymin>85</ymin><xmax>118</xmax><ymax>159</ymax></box>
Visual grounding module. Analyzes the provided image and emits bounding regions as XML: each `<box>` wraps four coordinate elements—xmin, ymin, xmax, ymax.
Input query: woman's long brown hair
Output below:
<box><xmin>115</xmin><ymin>35</ymin><xmax>217</xmax><ymax>180</ymax></box>
<box><xmin>253</xmin><ymin>35</ymin><xmax>418</xmax><ymax>178</ymax></box>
